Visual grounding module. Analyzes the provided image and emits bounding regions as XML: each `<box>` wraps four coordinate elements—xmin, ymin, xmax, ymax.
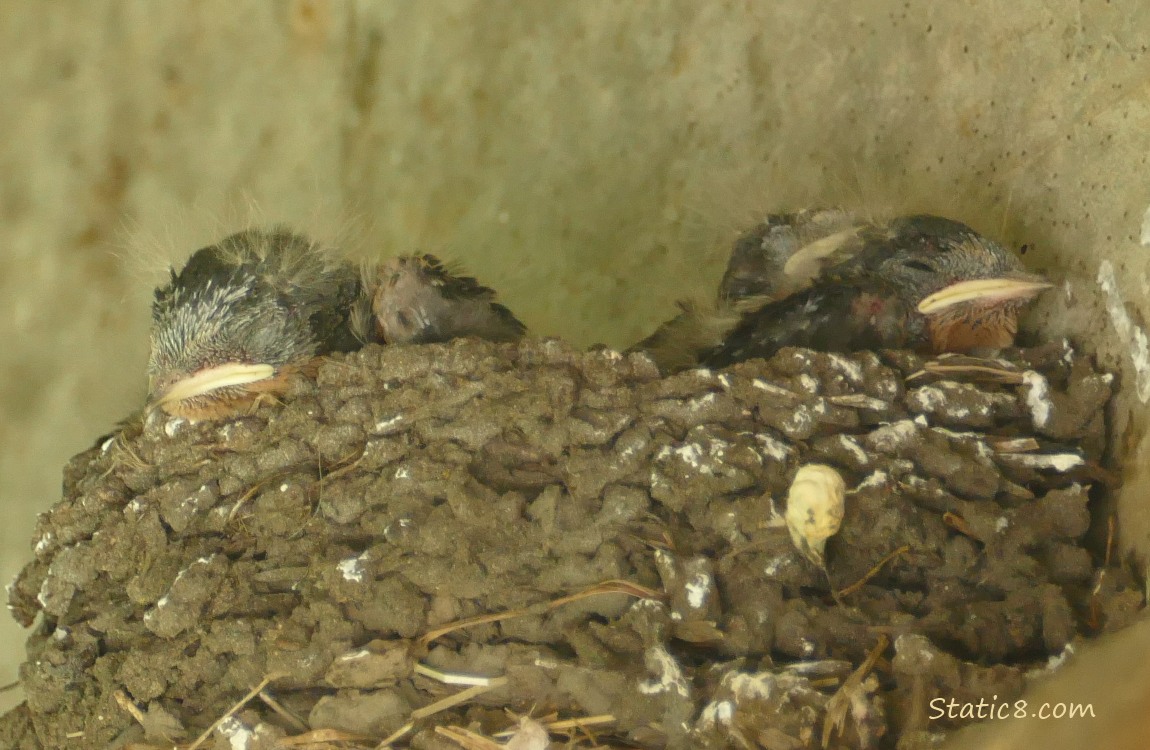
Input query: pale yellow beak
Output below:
<box><xmin>917</xmin><ymin>276</ymin><xmax>1052</xmax><ymax>314</ymax></box>
<box><xmin>149</xmin><ymin>362</ymin><xmax>276</xmax><ymax>409</ymax></box>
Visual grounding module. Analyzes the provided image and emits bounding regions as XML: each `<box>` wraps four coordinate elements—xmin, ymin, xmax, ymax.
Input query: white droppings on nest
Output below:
<box><xmin>394</xmin><ymin>466</ymin><xmax>411</xmax><ymax>479</ymax></box>
<box><xmin>828</xmin><ymin>353</ymin><xmax>864</xmax><ymax>383</ymax></box>
<box><xmin>100</xmin><ymin>437</ymin><xmax>116</xmax><ymax>454</ymax></box>
<box><xmin>782</xmin><ymin>404</ymin><xmax>814</xmax><ymax>434</ymax></box>
<box><xmin>505</xmin><ymin>716</ymin><xmax>550</xmax><ymax>750</ymax></box>
<box><xmin>163</xmin><ymin>418</ymin><xmax>186</xmax><ymax>438</ymax></box>
<box><xmin>785</xmin><ymin>464</ymin><xmax>846</xmax><ymax>566</ymax></box>
<box><xmin>717</xmin><ymin>373</ymin><xmax>731</xmax><ymax>389</ymax></box>
<box><xmin>1098</xmin><ymin>259</ymin><xmax>1150</xmax><ymax>402</ymax></box>
<box><xmin>1060</xmin><ymin>338</ymin><xmax>1076</xmax><ymax>366</ymax></box>
<box><xmin>868</xmin><ymin>420</ymin><xmax>918</xmax><ymax>452</ymax></box>
<box><xmin>688</xmin><ymin>392</ymin><xmax>718</xmax><ymax>410</ymax></box>
<box><xmin>798</xmin><ymin>373</ymin><xmax>819</xmax><ymax>393</ymax></box>
<box><xmin>279</xmin><ymin>483</ymin><xmax>289</xmax><ymax>492</ymax></box>
<box><xmin>764</xmin><ymin>556</ymin><xmax>789</xmax><ymax>576</ymax></box>
<box><xmin>754</xmin><ymin>433</ymin><xmax>793</xmax><ymax>462</ymax></box>
<box><xmin>800</xmin><ymin>638</ymin><xmax>816</xmax><ymax>656</ymax></box>
<box><xmin>855</xmin><ymin>470</ymin><xmax>888</xmax><ymax>490</ymax></box>
<box><xmin>697</xmin><ymin>699</ymin><xmax>735</xmax><ymax>729</ymax></box>
<box><xmin>160</xmin><ymin>556</ymin><xmax>212</xmax><ymax>597</ymax></box>
<box><xmin>1021</xmin><ymin>371</ymin><xmax>1052</xmax><ymax>428</ymax></box>
<box><xmin>34</xmin><ymin>532</ymin><xmax>53</xmax><ymax>554</ymax></box>
<box><xmin>995</xmin><ymin>517</ymin><xmax>1010</xmax><ymax>533</ymax></box>
<box><xmin>217</xmin><ymin>715</ymin><xmax>256</xmax><ymax>750</ymax></box>
<box><xmin>692</xmin><ymin>368</ymin><xmax>713</xmax><ymax>378</ymax></box>
<box><xmin>638</xmin><ymin>645</ymin><xmax>690</xmax><ymax>698</ymax></box>
<box><xmin>752</xmin><ymin>378</ymin><xmax>798</xmax><ymax>399</ymax></box>
<box><xmin>339</xmin><ymin>649</ymin><xmax>371</xmax><ymax>661</ymax></box>
<box><xmin>373</xmin><ymin>414</ymin><xmax>405</xmax><ymax>433</ymax></box>
<box><xmin>658</xmin><ymin>439</ymin><xmax>730</xmax><ymax>476</ymax></box>
<box><xmin>675</xmin><ymin>443</ymin><xmax>706</xmax><ymax>470</ymax></box>
<box><xmin>218</xmin><ymin>424</ymin><xmax>234</xmax><ymax>441</ymax></box>
<box><xmin>181</xmin><ymin>486</ymin><xmax>212</xmax><ymax>510</ymax></box>
<box><xmin>1046</xmin><ymin>643</ymin><xmax>1074</xmax><ymax>671</ymax></box>
<box><xmin>1004</xmin><ymin>453</ymin><xmax>1084</xmax><ymax>471</ymax></box>
<box><xmin>932</xmin><ymin>427</ymin><xmax>995</xmax><ymax>459</ymax></box>
<box><xmin>337</xmin><ymin>552</ymin><xmax>369</xmax><ymax>583</ymax></box>
<box><xmin>931</xmin><ymin>426</ymin><xmax>979</xmax><ymax>440</ymax></box>
<box><xmin>386</xmin><ymin>518</ymin><xmax>414</xmax><ymax>534</ymax></box>
<box><xmin>908</xmin><ymin>385</ymin><xmax>946</xmax><ymax>411</ymax></box>
<box><xmin>1025</xmin><ymin>643</ymin><xmax>1076</xmax><ymax>680</ymax></box>
<box><xmin>685</xmin><ymin>571</ymin><xmax>713</xmax><ymax>609</ymax></box>
<box><xmin>727</xmin><ymin>672</ymin><xmax>776</xmax><ymax>701</ymax></box>
<box><xmin>838</xmin><ymin>435</ymin><xmax>869</xmax><ymax>465</ymax></box>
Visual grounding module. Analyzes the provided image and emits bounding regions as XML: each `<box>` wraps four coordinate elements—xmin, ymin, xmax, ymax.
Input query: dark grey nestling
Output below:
<box><xmin>631</xmin><ymin>211</ymin><xmax>1051</xmax><ymax>371</ymax></box>
<box><xmin>370</xmin><ymin>254</ymin><xmax>525</xmax><ymax>345</ymax></box>
<box><xmin>704</xmin><ymin>213</ymin><xmax>1052</xmax><ymax>366</ymax></box>
<box><xmin>147</xmin><ymin>227</ymin><xmax>365</xmax><ymax>420</ymax></box>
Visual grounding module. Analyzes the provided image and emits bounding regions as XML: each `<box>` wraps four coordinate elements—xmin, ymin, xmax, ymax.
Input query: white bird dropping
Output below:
<box><xmin>785</xmin><ymin>464</ymin><xmax>846</xmax><ymax>566</ymax></box>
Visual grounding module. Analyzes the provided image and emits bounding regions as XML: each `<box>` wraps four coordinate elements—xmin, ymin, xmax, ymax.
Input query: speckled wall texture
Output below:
<box><xmin>3</xmin><ymin>0</ymin><xmax>1149</xmax><ymax>722</ymax></box>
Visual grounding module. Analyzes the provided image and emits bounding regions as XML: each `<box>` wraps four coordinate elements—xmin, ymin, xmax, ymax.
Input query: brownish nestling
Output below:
<box><xmin>369</xmin><ymin>253</ymin><xmax>526</xmax><ymax>345</ymax></box>
<box><xmin>147</xmin><ymin>227</ymin><xmax>365</xmax><ymax>420</ymax></box>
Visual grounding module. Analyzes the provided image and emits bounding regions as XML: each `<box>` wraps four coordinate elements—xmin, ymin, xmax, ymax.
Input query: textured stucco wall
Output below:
<box><xmin>2</xmin><ymin>0</ymin><xmax>1149</xmax><ymax>724</ymax></box>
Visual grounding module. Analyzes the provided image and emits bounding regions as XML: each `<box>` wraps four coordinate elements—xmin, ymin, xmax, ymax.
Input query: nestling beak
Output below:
<box><xmin>916</xmin><ymin>274</ymin><xmax>1052</xmax><ymax>314</ymax></box>
<box><xmin>148</xmin><ymin>362</ymin><xmax>276</xmax><ymax>412</ymax></box>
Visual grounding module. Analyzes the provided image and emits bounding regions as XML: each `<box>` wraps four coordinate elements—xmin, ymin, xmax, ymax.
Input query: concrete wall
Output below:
<box><xmin>2</xmin><ymin>0</ymin><xmax>1148</xmax><ymax>718</ymax></box>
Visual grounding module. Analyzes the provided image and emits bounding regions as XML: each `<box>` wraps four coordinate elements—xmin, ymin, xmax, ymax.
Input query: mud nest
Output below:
<box><xmin>1</xmin><ymin>338</ymin><xmax>1143</xmax><ymax>749</ymax></box>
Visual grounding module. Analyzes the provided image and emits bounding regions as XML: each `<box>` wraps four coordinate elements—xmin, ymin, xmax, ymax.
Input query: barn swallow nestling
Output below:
<box><xmin>632</xmin><ymin>211</ymin><xmax>1052</xmax><ymax>371</ymax></box>
<box><xmin>704</xmin><ymin>213</ymin><xmax>1051</xmax><ymax>367</ymax></box>
<box><xmin>369</xmin><ymin>253</ymin><xmax>526</xmax><ymax>345</ymax></box>
<box><xmin>147</xmin><ymin>227</ymin><xmax>365</xmax><ymax>420</ymax></box>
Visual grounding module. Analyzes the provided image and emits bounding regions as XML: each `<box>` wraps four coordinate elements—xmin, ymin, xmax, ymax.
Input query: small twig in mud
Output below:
<box><xmin>837</xmin><ymin>546</ymin><xmax>910</xmax><ymax>598</ymax></box>
<box><xmin>492</xmin><ymin>713</ymin><xmax>616</xmax><ymax>738</ymax></box>
<box><xmin>990</xmin><ymin>436</ymin><xmax>1041</xmax><ymax>453</ymax></box>
<box><xmin>112</xmin><ymin>689</ymin><xmax>147</xmax><ymax>726</ymax></box>
<box><xmin>278</xmin><ymin>728</ymin><xmax>376</xmax><ymax>746</ymax></box>
<box><xmin>906</xmin><ymin>362</ymin><xmax>1024</xmax><ymax>384</ymax></box>
<box><xmin>1105</xmin><ymin>514</ymin><xmax>1116</xmax><ymax>567</ymax></box>
<box><xmin>942</xmin><ymin>512</ymin><xmax>977</xmax><ymax>539</ymax></box>
<box><xmin>186</xmin><ymin>673</ymin><xmax>283</xmax><ymax>750</ymax></box>
<box><xmin>316</xmin><ymin>446</ymin><xmax>368</xmax><ymax>484</ymax></box>
<box><xmin>0</xmin><ymin>679</ymin><xmax>20</xmax><ymax>694</ymax></box>
<box><xmin>411</xmin><ymin>677</ymin><xmax>509</xmax><ymax>720</ymax></box>
<box><xmin>1089</xmin><ymin>515</ymin><xmax>1118</xmax><ymax>629</ymax></box>
<box><xmin>418</xmin><ymin>579</ymin><xmax>662</xmax><ymax>645</ymax></box>
<box><xmin>374</xmin><ymin>721</ymin><xmax>415</xmax><ymax>749</ymax></box>
<box><xmin>826</xmin><ymin>393</ymin><xmax>891</xmax><ymax>410</ymax></box>
<box><xmin>258</xmin><ymin>688</ymin><xmax>308</xmax><ymax>733</ymax></box>
<box><xmin>822</xmin><ymin>635</ymin><xmax>888</xmax><ymax>748</ymax></box>
<box><xmin>413</xmin><ymin>662</ymin><xmax>499</xmax><ymax>687</ymax></box>
<box><xmin>226</xmin><ymin>478</ymin><xmax>273</xmax><ymax>523</ymax></box>
<box><xmin>435</xmin><ymin>725</ymin><xmax>502</xmax><ymax>750</ymax></box>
